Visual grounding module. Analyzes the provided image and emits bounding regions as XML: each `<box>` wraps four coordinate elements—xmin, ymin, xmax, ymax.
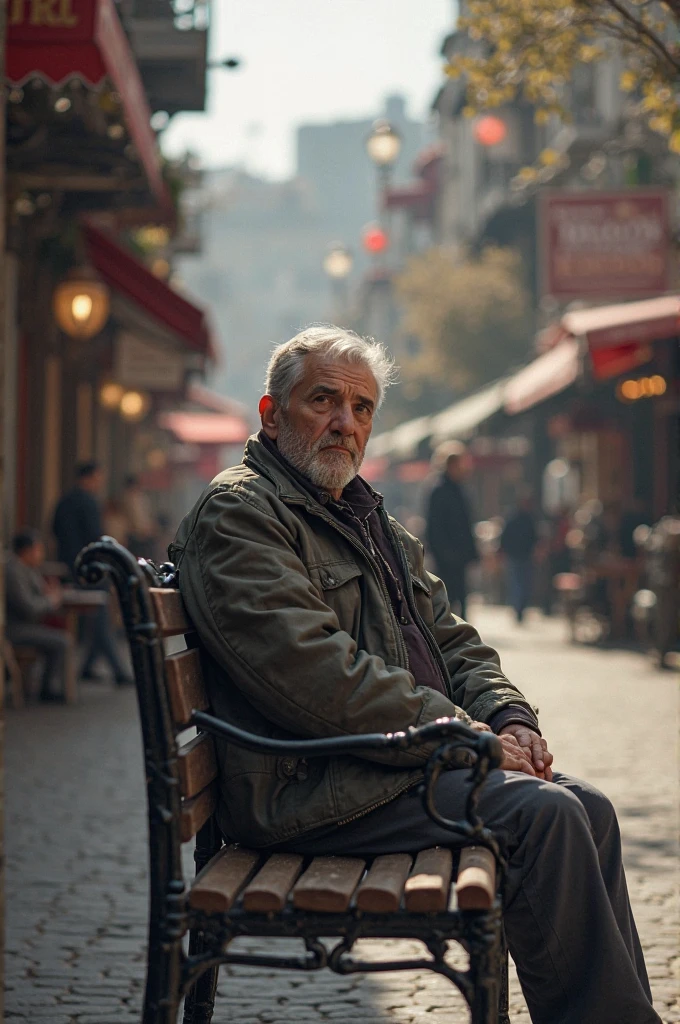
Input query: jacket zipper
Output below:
<box><xmin>380</xmin><ymin>507</ymin><xmax>454</xmax><ymax>701</ymax></box>
<box><xmin>334</xmin><ymin>775</ymin><xmax>422</xmax><ymax>828</ymax></box>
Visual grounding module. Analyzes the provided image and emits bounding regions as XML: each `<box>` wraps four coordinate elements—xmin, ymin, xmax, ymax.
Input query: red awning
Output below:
<box><xmin>562</xmin><ymin>296</ymin><xmax>680</xmax><ymax>350</ymax></box>
<box><xmin>505</xmin><ymin>339</ymin><xmax>581</xmax><ymax>415</ymax></box>
<box><xmin>158</xmin><ymin>412</ymin><xmax>250</xmax><ymax>446</ymax></box>
<box><xmin>84</xmin><ymin>224</ymin><xmax>217</xmax><ymax>360</ymax></box>
<box><xmin>7</xmin><ymin>0</ymin><xmax>169</xmax><ymax>212</ymax></box>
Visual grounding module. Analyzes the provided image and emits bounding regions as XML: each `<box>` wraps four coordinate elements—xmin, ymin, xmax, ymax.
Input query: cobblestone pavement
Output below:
<box><xmin>6</xmin><ymin>605</ymin><xmax>679</xmax><ymax>1023</ymax></box>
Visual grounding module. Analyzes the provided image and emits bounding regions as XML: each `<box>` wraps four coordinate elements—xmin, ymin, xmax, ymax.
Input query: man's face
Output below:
<box><xmin>262</xmin><ymin>355</ymin><xmax>378</xmax><ymax>495</ymax></box>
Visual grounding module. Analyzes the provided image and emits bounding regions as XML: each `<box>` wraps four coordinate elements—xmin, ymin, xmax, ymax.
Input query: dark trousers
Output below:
<box><xmin>6</xmin><ymin>623</ymin><xmax>72</xmax><ymax>696</ymax></box>
<box><xmin>282</xmin><ymin>770</ymin><xmax>659</xmax><ymax>1024</ymax></box>
<box><xmin>81</xmin><ymin>602</ymin><xmax>128</xmax><ymax>679</ymax></box>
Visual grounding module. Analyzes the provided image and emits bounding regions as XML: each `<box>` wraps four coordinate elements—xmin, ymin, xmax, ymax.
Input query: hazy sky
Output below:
<box><xmin>161</xmin><ymin>0</ymin><xmax>455</xmax><ymax>179</ymax></box>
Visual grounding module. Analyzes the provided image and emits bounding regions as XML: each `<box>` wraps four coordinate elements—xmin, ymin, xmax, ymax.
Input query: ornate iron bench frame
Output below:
<box><xmin>76</xmin><ymin>538</ymin><xmax>511</xmax><ymax>1024</ymax></box>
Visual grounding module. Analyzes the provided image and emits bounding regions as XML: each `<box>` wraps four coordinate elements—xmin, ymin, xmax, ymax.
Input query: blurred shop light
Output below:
<box><xmin>54</xmin><ymin>96</ymin><xmax>71</xmax><ymax>113</ymax></box>
<box><xmin>53</xmin><ymin>271</ymin><xmax>110</xmax><ymax>340</ymax></box>
<box><xmin>617</xmin><ymin>375</ymin><xmax>667</xmax><ymax>402</ymax></box>
<box><xmin>99</xmin><ymin>381</ymin><xmax>125</xmax><ymax>410</ymax></box>
<box><xmin>473</xmin><ymin>115</ymin><xmax>507</xmax><ymax>147</ymax></box>
<box><xmin>120</xmin><ymin>390</ymin><xmax>150</xmax><ymax>422</ymax></box>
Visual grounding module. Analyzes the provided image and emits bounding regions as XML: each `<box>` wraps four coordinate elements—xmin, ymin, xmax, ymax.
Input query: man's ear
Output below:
<box><xmin>259</xmin><ymin>395</ymin><xmax>280</xmax><ymax>439</ymax></box>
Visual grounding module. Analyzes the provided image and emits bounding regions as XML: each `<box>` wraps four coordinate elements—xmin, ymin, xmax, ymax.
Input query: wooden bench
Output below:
<box><xmin>75</xmin><ymin>538</ymin><xmax>509</xmax><ymax>1024</ymax></box>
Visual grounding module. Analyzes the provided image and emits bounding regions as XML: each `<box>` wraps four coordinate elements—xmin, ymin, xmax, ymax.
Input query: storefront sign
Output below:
<box><xmin>540</xmin><ymin>189</ymin><xmax>669</xmax><ymax>300</ymax></box>
<box><xmin>114</xmin><ymin>332</ymin><xmax>184</xmax><ymax>392</ymax></box>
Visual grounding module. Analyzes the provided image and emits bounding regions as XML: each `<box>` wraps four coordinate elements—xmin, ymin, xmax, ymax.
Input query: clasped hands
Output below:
<box><xmin>471</xmin><ymin>721</ymin><xmax>554</xmax><ymax>781</ymax></box>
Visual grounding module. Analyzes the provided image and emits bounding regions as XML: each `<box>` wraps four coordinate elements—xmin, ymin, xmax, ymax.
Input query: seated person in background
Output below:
<box><xmin>5</xmin><ymin>529</ymin><xmax>71</xmax><ymax>703</ymax></box>
<box><xmin>172</xmin><ymin>327</ymin><xmax>660</xmax><ymax>1024</ymax></box>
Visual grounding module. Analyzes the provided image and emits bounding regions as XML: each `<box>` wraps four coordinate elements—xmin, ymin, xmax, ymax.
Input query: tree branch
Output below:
<box><xmin>602</xmin><ymin>0</ymin><xmax>680</xmax><ymax>72</ymax></box>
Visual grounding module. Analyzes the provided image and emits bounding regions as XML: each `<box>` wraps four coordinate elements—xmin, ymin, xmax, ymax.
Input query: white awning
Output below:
<box><xmin>429</xmin><ymin>380</ymin><xmax>507</xmax><ymax>442</ymax></box>
<box><xmin>367</xmin><ymin>415</ymin><xmax>432</xmax><ymax>460</ymax></box>
<box><xmin>504</xmin><ymin>339</ymin><xmax>581</xmax><ymax>415</ymax></box>
<box><xmin>562</xmin><ymin>295</ymin><xmax>680</xmax><ymax>349</ymax></box>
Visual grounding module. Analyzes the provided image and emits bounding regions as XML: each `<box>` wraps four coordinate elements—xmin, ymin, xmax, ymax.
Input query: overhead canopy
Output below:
<box><xmin>158</xmin><ymin>412</ymin><xmax>250</xmax><ymax>446</ymax></box>
<box><xmin>367</xmin><ymin>416</ymin><xmax>432</xmax><ymax>460</ymax></box>
<box><xmin>430</xmin><ymin>380</ymin><xmax>506</xmax><ymax>443</ymax></box>
<box><xmin>562</xmin><ymin>295</ymin><xmax>680</xmax><ymax>350</ymax></box>
<box><xmin>7</xmin><ymin>0</ymin><xmax>169</xmax><ymax>212</ymax></box>
<box><xmin>84</xmin><ymin>224</ymin><xmax>217</xmax><ymax>361</ymax></box>
<box><xmin>504</xmin><ymin>339</ymin><xmax>581</xmax><ymax>415</ymax></box>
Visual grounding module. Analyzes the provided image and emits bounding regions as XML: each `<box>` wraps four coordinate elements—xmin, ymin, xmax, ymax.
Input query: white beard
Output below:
<box><xmin>277</xmin><ymin>417</ymin><xmax>364</xmax><ymax>492</ymax></box>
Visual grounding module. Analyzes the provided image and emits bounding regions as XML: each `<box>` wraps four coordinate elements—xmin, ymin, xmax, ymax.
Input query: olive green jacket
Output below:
<box><xmin>169</xmin><ymin>436</ymin><xmax>536</xmax><ymax>848</ymax></box>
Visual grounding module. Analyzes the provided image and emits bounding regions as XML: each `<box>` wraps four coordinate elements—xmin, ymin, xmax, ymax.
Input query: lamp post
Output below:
<box><xmin>323</xmin><ymin>243</ymin><xmax>353</xmax><ymax>323</ymax></box>
<box><xmin>365</xmin><ymin>119</ymin><xmax>401</xmax><ymax>269</ymax></box>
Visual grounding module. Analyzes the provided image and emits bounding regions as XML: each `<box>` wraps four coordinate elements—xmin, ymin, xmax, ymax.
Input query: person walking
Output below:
<box><xmin>425</xmin><ymin>443</ymin><xmax>478</xmax><ymax>619</ymax></box>
<box><xmin>501</xmin><ymin>494</ymin><xmax>538</xmax><ymax>624</ymax></box>
<box><xmin>5</xmin><ymin>530</ymin><xmax>71</xmax><ymax>702</ymax></box>
<box><xmin>52</xmin><ymin>461</ymin><xmax>131</xmax><ymax>685</ymax></box>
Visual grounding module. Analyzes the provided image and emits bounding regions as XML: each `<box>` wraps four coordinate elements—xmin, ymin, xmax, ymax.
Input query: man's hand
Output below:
<box><xmin>470</xmin><ymin>721</ymin><xmax>536</xmax><ymax>777</ymax></box>
<box><xmin>499</xmin><ymin>725</ymin><xmax>554</xmax><ymax>781</ymax></box>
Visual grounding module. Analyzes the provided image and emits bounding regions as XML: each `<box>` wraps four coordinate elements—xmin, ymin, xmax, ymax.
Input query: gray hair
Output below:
<box><xmin>265</xmin><ymin>325</ymin><xmax>396</xmax><ymax>409</ymax></box>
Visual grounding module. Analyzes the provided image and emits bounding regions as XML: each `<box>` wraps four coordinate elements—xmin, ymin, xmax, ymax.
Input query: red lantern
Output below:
<box><xmin>362</xmin><ymin>223</ymin><xmax>389</xmax><ymax>254</ymax></box>
<box><xmin>473</xmin><ymin>115</ymin><xmax>508</xmax><ymax>147</ymax></box>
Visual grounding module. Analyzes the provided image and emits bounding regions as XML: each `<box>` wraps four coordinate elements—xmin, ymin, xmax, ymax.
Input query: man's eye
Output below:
<box><xmin>356</xmin><ymin>404</ymin><xmax>371</xmax><ymax>415</ymax></box>
<box><xmin>314</xmin><ymin>395</ymin><xmax>330</xmax><ymax>404</ymax></box>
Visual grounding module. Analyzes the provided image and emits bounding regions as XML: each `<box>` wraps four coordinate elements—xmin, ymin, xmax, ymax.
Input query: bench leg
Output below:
<box><xmin>182</xmin><ymin>929</ymin><xmax>219</xmax><ymax>1024</ymax></box>
<box><xmin>498</xmin><ymin>930</ymin><xmax>510</xmax><ymax>1024</ymax></box>
<box><xmin>466</xmin><ymin>914</ymin><xmax>504</xmax><ymax>1024</ymax></box>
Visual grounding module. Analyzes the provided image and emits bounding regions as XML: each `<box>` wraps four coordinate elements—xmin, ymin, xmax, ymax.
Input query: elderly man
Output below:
<box><xmin>171</xmin><ymin>326</ymin><xmax>658</xmax><ymax>1024</ymax></box>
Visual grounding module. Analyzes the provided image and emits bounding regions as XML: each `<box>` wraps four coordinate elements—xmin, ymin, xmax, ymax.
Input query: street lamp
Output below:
<box><xmin>365</xmin><ymin>119</ymin><xmax>402</xmax><ymax>172</ymax></box>
<box><xmin>53</xmin><ymin>269</ymin><xmax>110</xmax><ymax>340</ymax></box>
<box><xmin>323</xmin><ymin>244</ymin><xmax>353</xmax><ymax>281</ymax></box>
<box><xmin>323</xmin><ymin>243</ymin><xmax>353</xmax><ymax>322</ymax></box>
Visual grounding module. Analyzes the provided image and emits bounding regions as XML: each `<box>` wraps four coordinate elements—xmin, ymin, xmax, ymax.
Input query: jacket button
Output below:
<box><xmin>280</xmin><ymin>757</ymin><xmax>297</xmax><ymax>778</ymax></box>
<box><xmin>326</xmin><ymin>576</ymin><xmax>336</xmax><ymax>586</ymax></box>
<box><xmin>400</xmin><ymin>616</ymin><xmax>409</xmax><ymax>625</ymax></box>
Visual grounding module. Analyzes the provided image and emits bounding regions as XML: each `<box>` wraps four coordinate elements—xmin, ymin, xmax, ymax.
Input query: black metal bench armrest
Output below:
<box><xmin>192</xmin><ymin>710</ymin><xmax>505</xmax><ymax>864</ymax></box>
<box><xmin>191</xmin><ymin>710</ymin><xmax>502</xmax><ymax>765</ymax></box>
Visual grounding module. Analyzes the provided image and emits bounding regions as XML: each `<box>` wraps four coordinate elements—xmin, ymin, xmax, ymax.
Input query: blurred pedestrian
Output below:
<box><xmin>122</xmin><ymin>475</ymin><xmax>157</xmax><ymax>559</ymax></box>
<box><xmin>52</xmin><ymin>461</ymin><xmax>132</xmax><ymax>685</ymax></box>
<box><xmin>501</xmin><ymin>494</ymin><xmax>537</xmax><ymax>624</ymax></box>
<box><xmin>5</xmin><ymin>529</ymin><xmax>70</xmax><ymax>702</ymax></box>
<box><xmin>425</xmin><ymin>443</ymin><xmax>478</xmax><ymax>619</ymax></box>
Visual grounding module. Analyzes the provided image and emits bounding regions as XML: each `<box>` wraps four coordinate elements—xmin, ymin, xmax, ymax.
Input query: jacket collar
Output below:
<box><xmin>242</xmin><ymin>432</ymin><xmax>382</xmax><ymax>515</ymax></box>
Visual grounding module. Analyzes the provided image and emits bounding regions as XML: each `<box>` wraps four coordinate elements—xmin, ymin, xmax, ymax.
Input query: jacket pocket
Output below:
<box><xmin>308</xmin><ymin>559</ymin><xmax>363</xmax><ymax>636</ymax></box>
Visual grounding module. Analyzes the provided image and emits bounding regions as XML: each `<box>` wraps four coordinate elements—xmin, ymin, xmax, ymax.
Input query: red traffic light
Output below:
<box><xmin>362</xmin><ymin>223</ymin><xmax>389</xmax><ymax>254</ymax></box>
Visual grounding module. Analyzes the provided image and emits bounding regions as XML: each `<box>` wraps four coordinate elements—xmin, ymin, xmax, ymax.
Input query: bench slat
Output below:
<box><xmin>165</xmin><ymin>649</ymin><xmax>209</xmax><ymax>728</ymax></box>
<box><xmin>404</xmin><ymin>847</ymin><xmax>452</xmax><ymax>913</ymax></box>
<box><xmin>150</xmin><ymin>588</ymin><xmax>193</xmax><ymax>637</ymax></box>
<box><xmin>189</xmin><ymin>845</ymin><xmax>261</xmax><ymax>913</ymax></box>
<box><xmin>355</xmin><ymin>854</ymin><xmax>412</xmax><ymax>913</ymax></box>
<box><xmin>292</xmin><ymin>856</ymin><xmax>366</xmax><ymax>913</ymax></box>
<box><xmin>242</xmin><ymin>853</ymin><xmax>304</xmax><ymax>913</ymax></box>
<box><xmin>178</xmin><ymin>733</ymin><xmax>218</xmax><ymax>799</ymax></box>
<box><xmin>180</xmin><ymin>784</ymin><xmax>217</xmax><ymax>843</ymax></box>
<box><xmin>455</xmin><ymin>846</ymin><xmax>496</xmax><ymax>911</ymax></box>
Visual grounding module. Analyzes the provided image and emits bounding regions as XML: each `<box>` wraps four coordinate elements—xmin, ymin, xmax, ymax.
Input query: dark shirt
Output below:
<box><xmin>52</xmin><ymin>486</ymin><xmax>103</xmax><ymax>574</ymax></box>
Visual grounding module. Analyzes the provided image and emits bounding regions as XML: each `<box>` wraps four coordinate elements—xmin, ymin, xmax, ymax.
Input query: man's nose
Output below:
<box><xmin>329</xmin><ymin>403</ymin><xmax>355</xmax><ymax>436</ymax></box>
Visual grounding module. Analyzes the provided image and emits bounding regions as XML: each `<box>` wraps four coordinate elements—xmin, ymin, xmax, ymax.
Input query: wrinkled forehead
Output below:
<box><xmin>296</xmin><ymin>354</ymin><xmax>379</xmax><ymax>402</ymax></box>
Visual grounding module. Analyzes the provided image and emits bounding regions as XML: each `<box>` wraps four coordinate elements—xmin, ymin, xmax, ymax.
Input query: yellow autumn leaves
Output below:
<box><xmin>445</xmin><ymin>0</ymin><xmax>680</xmax><ymax>154</ymax></box>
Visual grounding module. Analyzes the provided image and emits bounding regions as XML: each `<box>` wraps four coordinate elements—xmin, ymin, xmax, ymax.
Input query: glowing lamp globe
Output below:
<box><xmin>362</xmin><ymin>223</ymin><xmax>389</xmax><ymax>255</ymax></box>
<box><xmin>53</xmin><ymin>271</ymin><xmax>110</xmax><ymax>340</ymax></box>
<box><xmin>99</xmin><ymin>381</ymin><xmax>125</xmax><ymax>411</ymax></box>
<box><xmin>365</xmin><ymin>119</ymin><xmax>402</xmax><ymax>168</ymax></box>
<box><xmin>473</xmin><ymin>115</ymin><xmax>508</xmax><ymax>147</ymax></box>
<box><xmin>119</xmin><ymin>390</ymin><xmax>150</xmax><ymax>422</ymax></box>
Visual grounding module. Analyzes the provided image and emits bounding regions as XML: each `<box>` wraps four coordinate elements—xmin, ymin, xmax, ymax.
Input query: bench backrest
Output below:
<box><xmin>148</xmin><ymin>587</ymin><xmax>220</xmax><ymax>845</ymax></box>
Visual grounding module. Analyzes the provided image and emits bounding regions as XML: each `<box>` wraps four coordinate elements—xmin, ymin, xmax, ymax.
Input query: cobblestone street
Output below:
<box><xmin>6</xmin><ymin>605</ymin><xmax>680</xmax><ymax>1023</ymax></box>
